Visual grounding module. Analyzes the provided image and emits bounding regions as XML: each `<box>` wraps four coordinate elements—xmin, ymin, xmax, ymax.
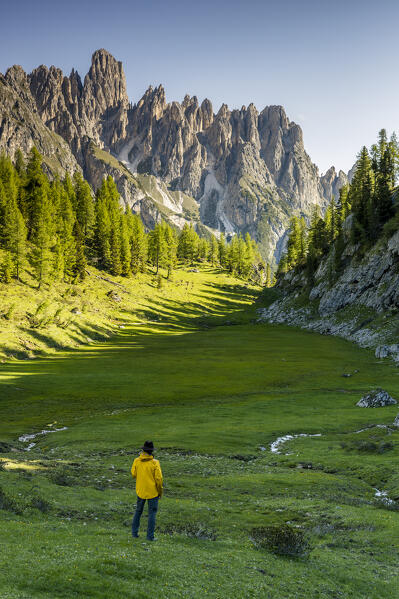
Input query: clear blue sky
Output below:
<box><xmin>1</xmin><ymin>0</ymin><xmax>398</xmax><ymax>174</ymax></box>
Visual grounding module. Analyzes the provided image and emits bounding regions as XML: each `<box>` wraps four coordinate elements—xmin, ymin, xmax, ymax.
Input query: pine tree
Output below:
<box><xmin>14</xmin><ymin>150</ymin><xmax>26</xmax><ymax>177</ymax></box>
<box><xmin>298</xmin><ymin>217</ymin><xmax>308</xmax><ymax>264</ymax></box>
<box><xmin>374</xmin><ymin>150</ymin><xmax>394</xmax><ymax>230</ymax></box>
<box><xmin>198</xmin><ymin>238</ymin><xmax>209</xmax><ymax>262</ymax></box>
<box><xmin>265</xmin><ymin>263</ymin><xmax>272</xmax><ymax>287</ymax></box>
<box><xmin>110</xmin><ymin>225</ymin><xmax>122</xmax><ymax>276</ymax></box>
<box><xmin>30</xmin><ymin>181</ymin><xmax>54</xmax><ymax>287</ymax></box>
<box><xmin>163</xmin><ymin>223</ymin><xmax>178</xmax><ymax>277</ymax></box>
<box><xmin>129</xmin><ymin>214</ymin><xmax>147</xmax><ymax>274</ymax></box>
<box><xmin>148</xmin><ymin>222</ymin><xmax>167</xmax><ymax>273</ymax></box>
<box><xmin>218</xmin><ymin>233</ymin><xmax>227</xmax><ymax>267</ymax></box>
<box><xmin>177</xmin><ymin>223</ymin><xmax>199</xmax><ymax>264</ymax></box>
<box><xmin>72</xmin><ymin>221</ymin><xmax>86</xmax><ymax>282</ymax></box>
<box><xmin>73</xmin><ymin>172</ymin><xmax>94</xmax><ymax>240</ymax></box>
<box><xmin>285</xmin><ymin>217</ymin><xmax>301</xmax><ymax>269</ymax></box>
<box><xmin>24</xmin><ymin>147</ymin><xmax>49</xmax><ymax>238</ymax></box>
<box><xmin>349</xmin><ymin>146</ymin><xmax>374</xmax><ymax>243</ymax></box>
<box><xmin>63</xmin><ymin>173</ymin><xmax>76</xmax><ymax>211</ymax></box>
<box><xmin>337</xmin><ymin>185</ymin><xmax>350</xmax><ymax>223</ymax></box>
<box><xmin>50</xmin><ymin>179</ymin><xmax>76</xmax><ymax>281</ymax></box>
<box><xmin>120</xmin><ymin>213</ymin><xmax>132</xmax><ymax>276</ymax></box>
<box><xmin>209</xmin><ymin>235</ymin><xmax>219</xmax><ymax>266</ymax></box>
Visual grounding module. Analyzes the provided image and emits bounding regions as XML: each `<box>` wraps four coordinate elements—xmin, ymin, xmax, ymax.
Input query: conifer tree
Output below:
<box><xmin>120</xmin><ymin>213</ymin><xmax>132</xmax><ymax>276</ymax></box>
<box><xmin>178</xmin><ymin>223</ymin><xmax>198</xmax><ymax>264</ymax></box>
<box><xmin>14</xmin><ymin>150</ymin><xmax>26</xmax><ymax>178</ymax></box>
<box><xmin>50</xmin><ymin>179</ymin><xmax>76</xmax><ymax>281</ymax></box>
<box><xmin>72</xmin><ymin>221</ymin><xmax>86</xmax><ymax>282</ymax></box>
<box><xmin>24</xmin><ymin>147</ymin><xmax>50</xmax><ymax>239</ymax></box>
<box><xmin>73</xmin><ymin>172</ymin><xmax>94</xmax><ymax>240</ymax></box>
<box><xmin>265</xmin><ymin>263</ymin><xmax>272</xmax><ymax>287</ymax></box>
<box><xmin>349</xmin><ymin>146</ymin><xmax>374</xmax><ymax>243</ymax></box>
<box><xmin>30</xmin><ymin>182</ymin><xmax>54</xmax><ymax>287</ymax></box>
<box><xmin>285</xmin><ymin>216</ymin><xmax>301</xmax><ymax>269</ymax></box>
<box><xmin>148</xmin><ymin>222</ymin><xmax>167</xmax><ymax>273</ymax></box>
<box><xmin>163</xmin><ymin>223</ymin><xmax>178</xmax><ymax>277</ymax></box>
<box><xmin>209</xmin><ymin>235</ymin><xmax>219</xmax><ymax>266</ymax></box>
<box><xmin>218</xmin><ymin>233</ymin><xmax>227</xmax><ymax>267</ymax></box>
<box><xmin>198</xmin><ymin>238</ymin><xmax>209</xmax><ymax>262</ymax></box>
<box><xmin>129</xmin><ymin>214</ymin><xmax>147</xmax><ymax>274</ymax></box>
<box><xmin>63</xmin><ymin>173</ymin><xmax>76</xmax><ymax>211</ymax></box>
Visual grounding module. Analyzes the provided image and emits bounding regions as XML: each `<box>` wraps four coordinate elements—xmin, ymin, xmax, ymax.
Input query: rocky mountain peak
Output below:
<box><xmin>84</xmin><ymin>48</ymin><xmax>128</xmax><ymax>113</ymax></box>
<box><xmin>320</xmin><ymin>166</ymin><xmax>348</xmax><ymax>201</ymax></box>
<box><xmin>4</xmin><ymin>65</ymin><xmax>36</xmax><ymax>110</ymax></box>
<box><xmin>0</xmin><ymin>48</ymin><xmax>347</xmax><ymax>265</ymax></box>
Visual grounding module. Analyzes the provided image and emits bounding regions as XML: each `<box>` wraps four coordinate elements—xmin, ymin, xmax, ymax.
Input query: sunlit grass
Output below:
<box><xmin>0</xmin><ymin>266</ymin><xmax>398</xmax><ymax>598</ymax></box>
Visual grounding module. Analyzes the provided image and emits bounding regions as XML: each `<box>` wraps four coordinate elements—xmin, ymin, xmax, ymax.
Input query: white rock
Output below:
<box><xmin>356</xmin><ymin>389</ymin><xmax>397</xmax><ymax>408</ymax></box>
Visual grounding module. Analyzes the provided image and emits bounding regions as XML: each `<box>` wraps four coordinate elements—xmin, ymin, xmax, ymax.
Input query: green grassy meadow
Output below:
<box><xmin>0</xmin><ymin>267</ymin><xmax>399</xmax><ymax>598</ymax></box>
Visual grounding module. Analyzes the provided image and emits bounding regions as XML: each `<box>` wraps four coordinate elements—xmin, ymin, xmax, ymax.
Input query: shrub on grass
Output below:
<box><xmin>30</xmin><ymin>495</ymin><xmax>51</xmax><ymax>513</ymax></box>
<box><xmin>161</xmin><ymin>522</ymin><xmax>217</xmax><ymax>540</ymax></box>
<box><xmin>3</xmin><ymin>304</ymin><xmax>16</xmax><ymax>320</ymax></box>
<box><xmin>340</xmin><ymin>439</ymin><xmax>394</xmax><ymax>453</ymax></box>
<box><xmin>48</xmin><ymin>466</ymin><xmax>76</xmax><ymax>486</ymax></box>
<box><xmin>0</xmin><ymin>486</ymin><xmax>23</xmax><ymax>514</ymax></box>
<box><xmin>250</xmin><ymin>524</ymin><xmax>311</xmax><ymax>558</ymax></box>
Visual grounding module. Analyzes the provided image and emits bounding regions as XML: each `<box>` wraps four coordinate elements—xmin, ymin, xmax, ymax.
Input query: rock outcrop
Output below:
<box><xmin>356</xmin><ymin>389</ymin><xmax>397</xmax><ymax>408</ymax></box>
<box><xmin>258</xmin><ymin>229</ymin><xmax>399</xmax><ymax>354</ymax></box>
<box><xmin>1</xmin><ymin>49</ymin><xmax>346</xmax><ymax>261</ymax></box>
<box><xmin>0</xmin><ymin>68</ymin><xmax>79</xmax><ymax>174</ymax></box>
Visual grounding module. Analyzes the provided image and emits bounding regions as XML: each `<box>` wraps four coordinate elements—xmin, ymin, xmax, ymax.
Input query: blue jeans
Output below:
<box><xmin>132</xmin><ymin>496</ymin><xmax>159</xmax><ymax>540</ymax></box>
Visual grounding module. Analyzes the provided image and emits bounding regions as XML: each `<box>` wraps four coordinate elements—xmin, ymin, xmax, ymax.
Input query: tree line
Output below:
<box><xmin>0</xmin><ymin>148</ymin><xmax>265</xmax><ymax>286</ymax></box>
<box><xmin>278</xmin><ymin>129</ymin><xmax>399</xmax><ymax>284</ymax></box>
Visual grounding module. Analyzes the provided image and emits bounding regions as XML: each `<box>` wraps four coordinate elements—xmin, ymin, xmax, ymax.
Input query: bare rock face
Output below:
<box><xmin>320</xmin><ymin>166</ymin><xmax>349</xmax><ymax>202</ymax></box>
<box><xmin>0</xmin><ymin>49</ymin><xmax>345</xmax><ymax>262</ymax></box>
<box><xmin>118</xmin><ymin>92</ymin><xmax>334</xmax><ymax>261</ymax></box>
<box><xmin>259</xmin><ymin>227</ymin><xmax>399</xmax><ymax>358</ymax></box>
<box><xmin>356</xmin><ymin>389</ymin><xmax>397</xmax><ymax>408</ymax></box>
<box><xmin>0</xmin><ymin>69</ymin><xmax>79</xmax><ymax>174</ymax></box>
<box><xmin>28</xmin><ymin>49</ymin><xmax>129</xmax><ymax>162</ymax></box>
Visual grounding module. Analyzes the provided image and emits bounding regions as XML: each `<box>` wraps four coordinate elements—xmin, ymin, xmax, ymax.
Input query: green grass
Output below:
<box><xmin>0</xmin><ymin>267</ymin><xmax>399</xmax><ymax>598</ymax></box>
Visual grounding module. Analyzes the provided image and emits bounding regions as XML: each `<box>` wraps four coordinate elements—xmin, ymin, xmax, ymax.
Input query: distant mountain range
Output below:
<box><xmin>0</xmin><ymin>49</ymin><xmax>348</xmax><ymax>263</ymax></box>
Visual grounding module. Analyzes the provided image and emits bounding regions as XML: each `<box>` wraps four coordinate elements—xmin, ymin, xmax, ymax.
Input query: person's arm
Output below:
<box><xmin>131</xmin><ymin>459</ymin><xmax>137</xmax><ymax>479</ymax></box>
<box><xmin>154</xmin><ymin>461</ymin><xmax>163</xmax><ymax>497</ymax></box>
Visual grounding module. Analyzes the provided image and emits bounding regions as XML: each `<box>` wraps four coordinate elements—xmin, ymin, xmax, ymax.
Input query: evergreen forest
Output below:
<box><xmin>0</xmin><ymin>148</ymin><xmax>266</xmax><ymax>287</ymax></box>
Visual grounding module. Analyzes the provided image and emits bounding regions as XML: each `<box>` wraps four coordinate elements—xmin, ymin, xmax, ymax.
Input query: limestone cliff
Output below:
<box><xmin>258</xmin><ymin>230</ymin><xmax>399</xmax><ymax>354</ymax></box>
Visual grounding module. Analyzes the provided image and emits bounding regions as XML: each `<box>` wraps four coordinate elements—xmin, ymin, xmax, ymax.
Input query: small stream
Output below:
<box><xmin>270</xmin><ymin>433</ymin><xmax>322</xmax><ymax>454</ymax></box>
<box><xmin>269</xmin><ymin>427</ymin><xmax>396</xmax><ymax>506</ymax></box>
<box><xmin>19</xmin><ymin>426</ymin><xmax>68</xmax><ymax>451</ymax></box>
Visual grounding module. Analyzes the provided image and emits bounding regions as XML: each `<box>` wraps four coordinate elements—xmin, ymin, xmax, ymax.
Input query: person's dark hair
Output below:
<box><xmin>142</xmin><ymin>440</ymin><xmax>155</xmax><ymax>454</ymax></box>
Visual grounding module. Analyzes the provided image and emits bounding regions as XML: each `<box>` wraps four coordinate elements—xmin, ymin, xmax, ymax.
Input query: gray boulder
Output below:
<box><xmin>106</xmin><ymin>290</ymin><xmax>122</xmax><ymax>302</ymax></box>
<box><xmin>393</xmin><ymin>414</ymin><xmax>399</xmax><ymax>427</ymax></box>
<box><xmin>375</xmin><ymin>344</ymin><xmax>399</xmax><ymax>359</ymax></box>
<box><xmin>356</xmin><ymin>388</ymin><xmax>397</xmax><ymax>408</ymax></box>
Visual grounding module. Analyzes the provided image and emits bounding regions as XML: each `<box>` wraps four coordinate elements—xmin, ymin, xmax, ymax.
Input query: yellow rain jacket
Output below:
<box><xmin>131</xmin><ymin>452</ymin><xmax>163</xmax><ymax>499</ymax></box>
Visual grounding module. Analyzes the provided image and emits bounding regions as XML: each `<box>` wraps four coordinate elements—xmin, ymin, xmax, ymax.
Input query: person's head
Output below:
<box><xmin>141</xmin><ymin>440</ymin><xmax>154</xmax><ymax>455</ymax></box>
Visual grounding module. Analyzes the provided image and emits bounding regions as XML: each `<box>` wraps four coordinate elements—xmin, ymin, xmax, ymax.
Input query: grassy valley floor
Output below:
<box><xmin>0</xmin><ymin>268</ymin><xmax>398</xmax><ymax>598</ymax></box>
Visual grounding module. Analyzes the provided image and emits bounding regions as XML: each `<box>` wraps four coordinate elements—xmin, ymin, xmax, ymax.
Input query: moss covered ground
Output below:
<box><xmin>0</xmin><ymin>267</ymin><xmax>398</xmax><ymax>598</ymax></box>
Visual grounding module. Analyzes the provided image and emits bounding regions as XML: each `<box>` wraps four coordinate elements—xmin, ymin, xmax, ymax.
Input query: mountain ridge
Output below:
<box><xmin>0</xmin><ymin>49</ymin><xmax>347</xmax><ymax>263</ymax></box>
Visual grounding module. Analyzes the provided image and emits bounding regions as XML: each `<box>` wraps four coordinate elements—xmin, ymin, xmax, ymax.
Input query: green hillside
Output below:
<box><xmin>0</xmin><ymin>268</ymin><xmax>398</xmax><ymax>598</ymax></box>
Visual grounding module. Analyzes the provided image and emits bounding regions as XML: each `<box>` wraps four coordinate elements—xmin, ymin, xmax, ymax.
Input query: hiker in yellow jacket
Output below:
<box><xmin>131</xmin><ymin>440</ymin><xmax>163</xmax><ymax>541</ymax></box>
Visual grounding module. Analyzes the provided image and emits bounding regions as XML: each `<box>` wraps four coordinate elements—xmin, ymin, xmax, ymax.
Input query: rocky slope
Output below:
<box><xmin>1</xmin><ymin>49</ymin><xmax>347</xmax><ymax>262</ymax></box>
<box><xmin>0</xmin><ymin>68</ymin><xmax>79</xmax><ymax>175</ymax></box>
<box><xmin>258</xmin><ymin>229</ymin><xmax>399</xmax><ymax>358</ymax></box>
